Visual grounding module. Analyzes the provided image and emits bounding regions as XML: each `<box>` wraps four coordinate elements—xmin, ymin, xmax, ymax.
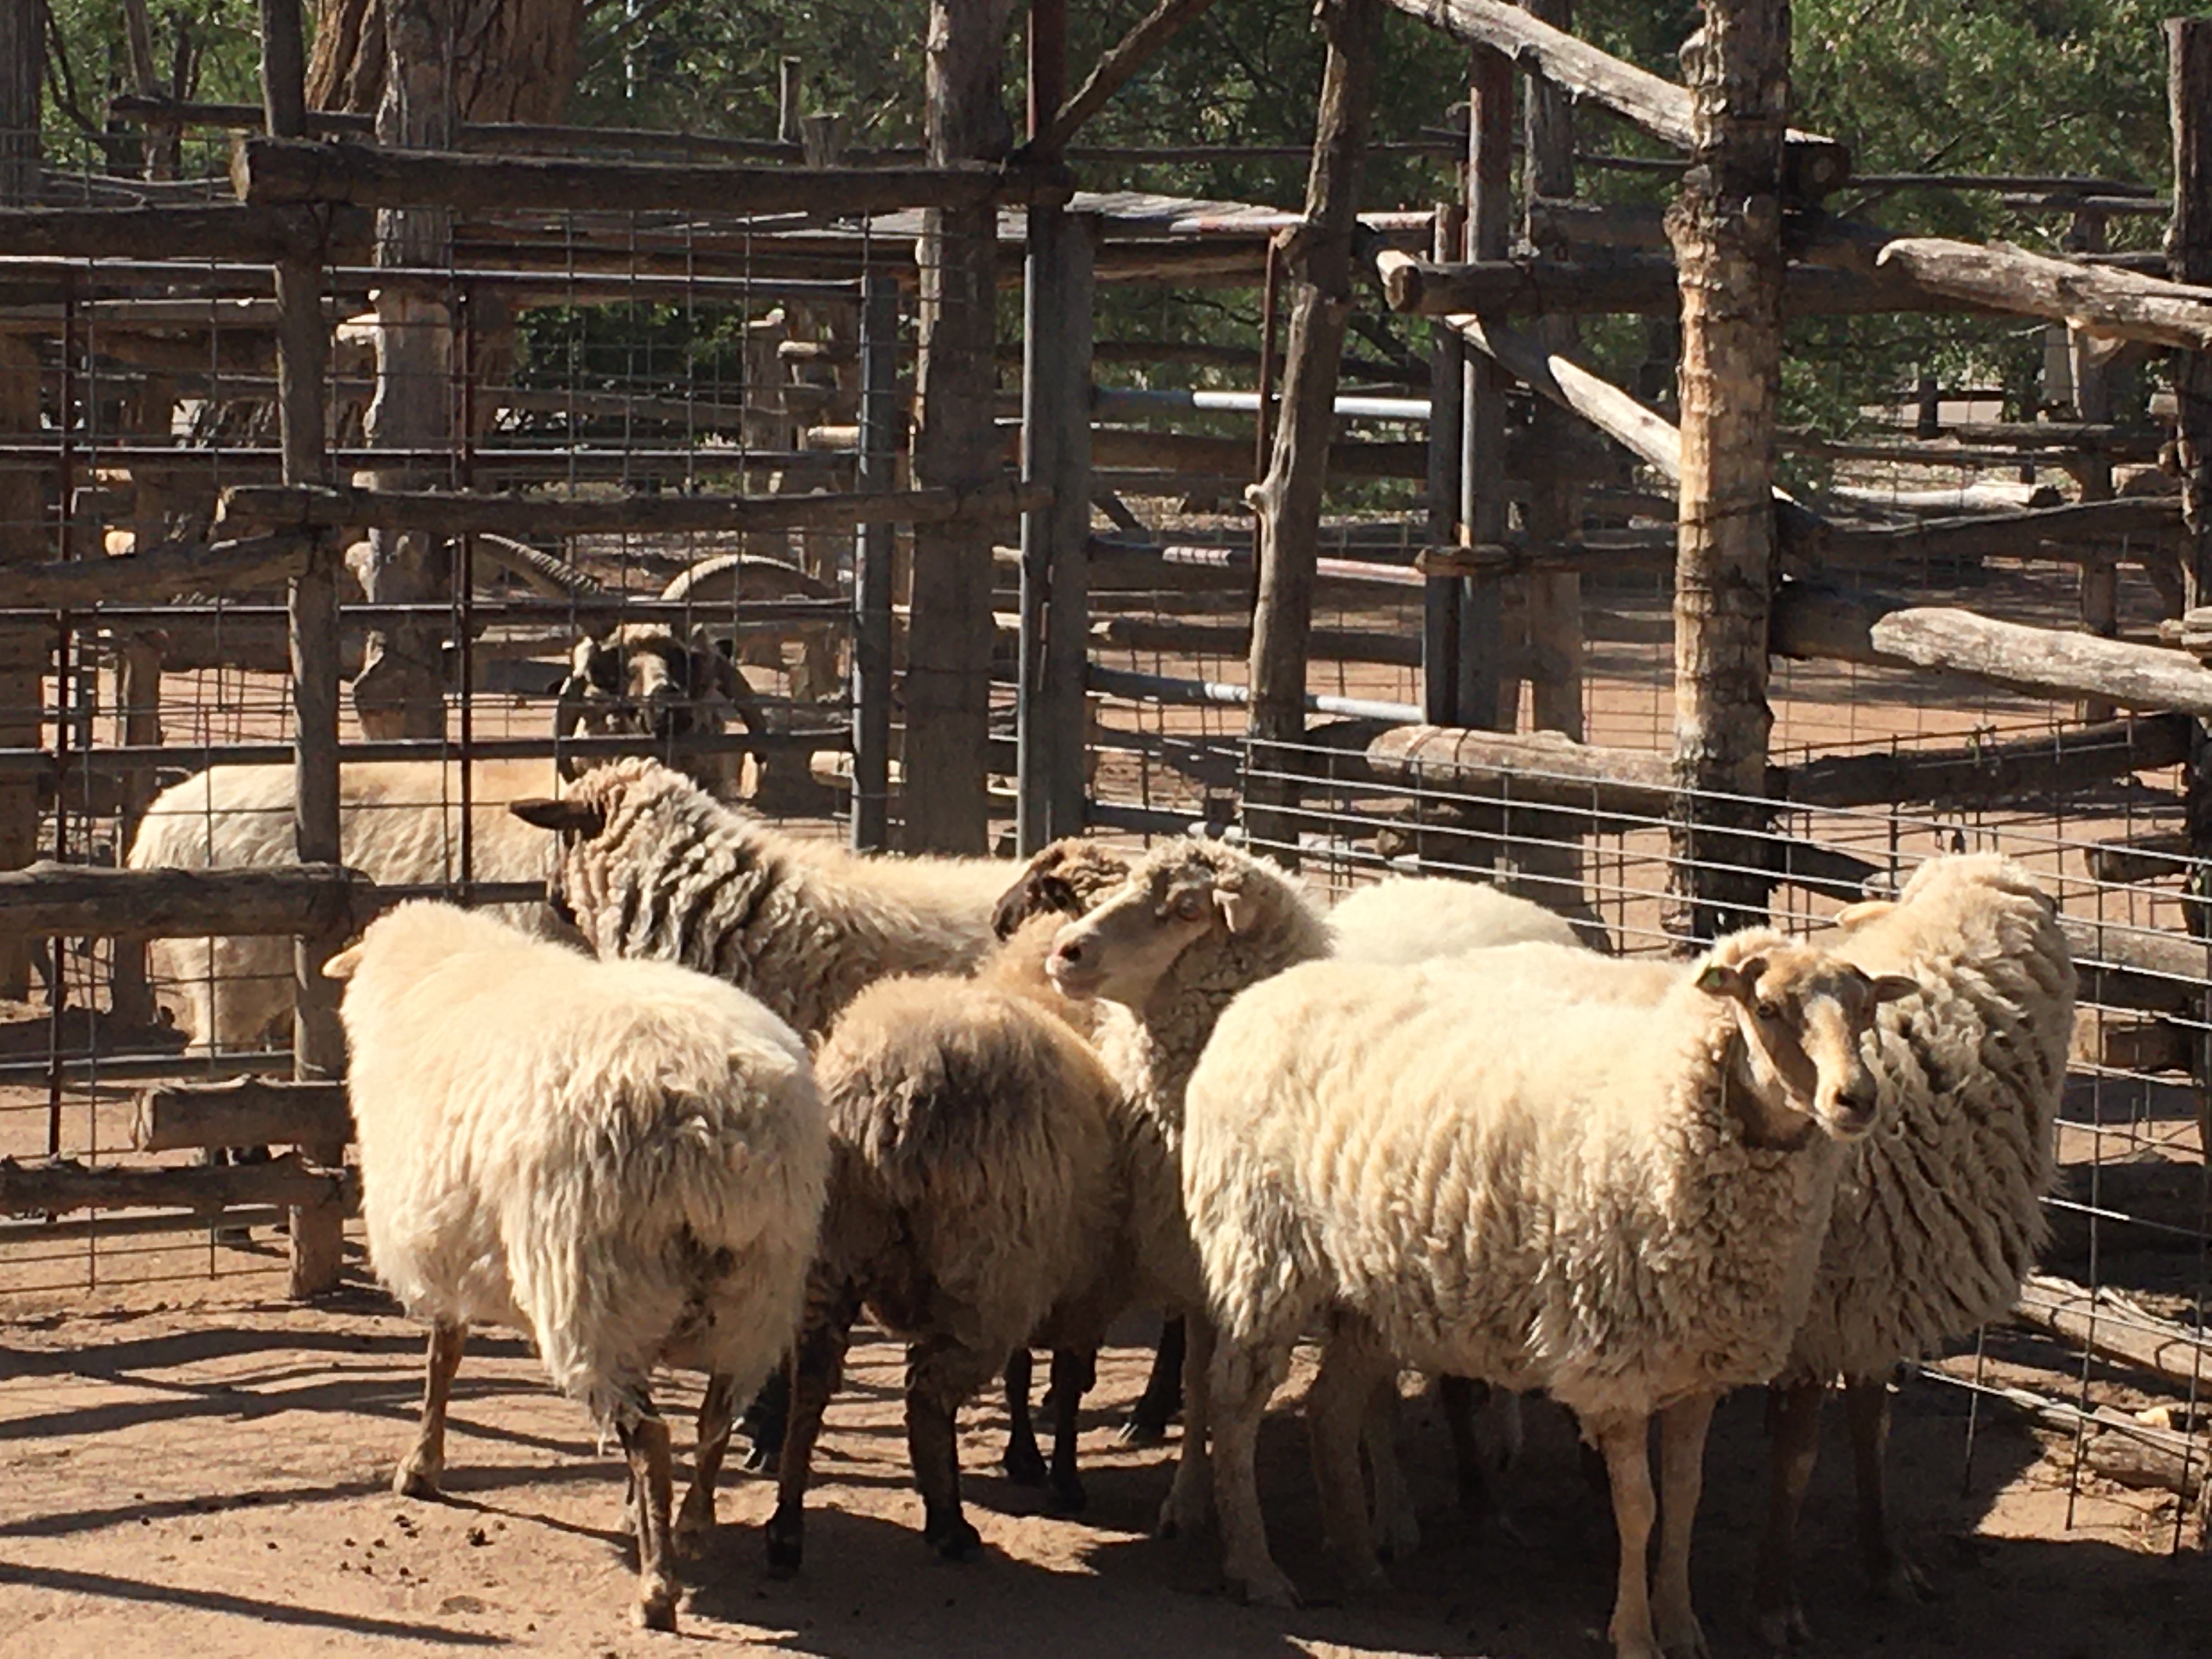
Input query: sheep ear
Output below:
<box><xmin>1833</xmin><ymin>898</ymin><xmax>1896</xmax><ymax>931</ymax></box>
<box><xmin>1869</xmin><ymin>973</ymin><xmax>1919</xmax><ymax>1005</ymax></box>
<box><xmin>1214</xmin><ymin>882</ymin><xmax>1262</xmax><ymax>935</ymax></box>
<box><xmin>1695</xmin><ymin>963</ymin><xmax>1745</xmax><ymax>1000</ymax></box>
<box><xmin>510</xmin><ymin>797</ymin><xmax>605</xmax><ymax>838</ymax></box>
<box><xmin>322</xmin><ymin>944</ymin><xmax>363</xmax><ymax>981</ymax></box>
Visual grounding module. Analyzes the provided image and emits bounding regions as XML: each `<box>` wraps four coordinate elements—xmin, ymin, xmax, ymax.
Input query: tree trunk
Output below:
<box><xmin>901</xmin><ymin>0</ymin><xmax>1018</xmax><ymax>853</ymax></box>
<box><xmin>309</xmin><ymin>0</ymin><xmax>582</xmax><ymax>122</ymax></box>
<box><xmin>1242</xmin><ymin>0</ymin><xmax>1383</xmax><ymax>859</ymax></box>
<box><xmin>1664</xmin><ymin>1</ymin><xmax>1788</xmax><ymax>943</ymax></box>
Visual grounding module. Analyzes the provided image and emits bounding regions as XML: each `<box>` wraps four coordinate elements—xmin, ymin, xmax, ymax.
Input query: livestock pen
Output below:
<box><xmin>2</xmin><ymin>1</ymin><xmax>2210</xmax><ymax>1655</ymax></box>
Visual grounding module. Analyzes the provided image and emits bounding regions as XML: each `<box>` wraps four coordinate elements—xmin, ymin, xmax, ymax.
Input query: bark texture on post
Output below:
<box><xmin>1663</xmin><ymin>1</ymin><xmax>1788</xmax><ymax>943</ymax></box>
<box><xmin>0</xmin><ymin>0</ymin><xmax>43</xmax><ymax>997</ymax></box>
<box><xmin>309</xmin><ymin>0</ymin><xmax>580</xmax><ymax>122</ymax></box>
<box><xmin>2166</xmin><ymin>16</ymin><xmax>2212</xmax><ymax>1161</ymax></box>
<box><xmin>902</xmin><ymin>0</ymin><xmax>1018</xmax><ymax>854</ymax></box>
<box><xmin>1243</xmin><ymin>0</ymin><xmax>1383</xmax><ymax>857</ymax></box>
<box><xmin>1457</xmin><ymin>42</ymin><xmax>1512</xmax><ymax>730</ymax></box>
<box><xmin>356</xmin><ymin>0</ymin><xmax>458</xmax><ymax>740</ymax></box>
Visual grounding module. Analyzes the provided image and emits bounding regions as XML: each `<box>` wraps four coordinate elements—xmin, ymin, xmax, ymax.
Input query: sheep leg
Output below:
<box><xmin>673</xmin><ymin>1371</ymin><xmax>736</xmax><ymax>1554</ymax></box>
<box><xmin>1590</xmin><ymin>1411</ymin><xmax>1661</xmax><ymax>1659</ymax></box>
<box><xmin>1157</xmin><ymin>1310</ymin><xmax>1216</xmax><ymax>1539</ymax></box>
<box><xmin>905</xmin><ymin>1337</ymin><xmax>994</xmax><ymax>1560</ymax></box>
<box><xmin>739</xmin><ymin>1363</ymin><xmax>789</xmax><ymax>1472</ymax></box>
<box><xmin>1001</xmin><ymin>1347</ymin><xmax>1048</xmax><ymax>1487</ymax></box>
<box><xmin>765</xmin><ymin>1287</ymin><xmax>858</xmax><ymax>1576</ymax></box>
<box><xmin>1753</xmin><ymin>1378</ymin><xmax>1824</xmax><ymax>1649</ymax></box>
<box><xmin>1846</xmin><ymin>1373</ymin><xmax>1932</xmax><ymax>1602</ymax></box>
<box><xmin>1308</xmin><ymin>1324</ymin><xmax>1393</xmax><ymax>1598</ymax></box>
<box><xmin>1122</xmin><ymin>1314</ymin><xmax>1186</xmax><ymax>1446</ymax></box>
<box><xmin>1440</xmin><ymin>1374</ymin><xmax>1489</xmax><ymax>1516</ymax></box>
<box><xmin>393</xmin><ymin>1319</ymin><xmax>466</xmax><ymax>1498</ymax></box>
<box><xmin>1045</xmin><ymin>1346</ymin><xmax>1094</xmax><ymax>1515</ymax></box>
<box><xmin>1653</xmin><ymin>1391</ymin><xmax>1717</xmax><ymax>1659</ymax></box>
<box><xmin>617</xmin><ymin>1412</ymin><xmax>681</xmax><ymax>1632</ymax></box>
<box><xmin>1363</xmin><ymin>1378</ymin><xmax>1421</xmax><ymax>1565</ymax></box>
<box><xmin>1207</xmin><ymin>1325</ymin><xmax>1298</xmax><ymax>1607</ymax></box>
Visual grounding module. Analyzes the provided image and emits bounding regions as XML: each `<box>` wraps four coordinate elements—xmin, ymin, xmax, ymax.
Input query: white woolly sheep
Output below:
<box><xmin>1180</xmin><ymin>929</ymin><xmax>1914</xmax><ymax>1659</ymax></box>
<box><xmin>1040</xmin><ymin>837</ymin><xmax>1334</xmax><ymax>1534</ymax></box>
<box><xmin>764</xmin><ymin>910</ymin><xmax>1129</xmax><ymax>1569</ymax></box>
<box><xmin>1754</xmin><ymin>852</ymin><xmax>2074</xmax><ymax>1643</ymax></box>
<box><xmin>1326</xmin><ymin>873</ymin><xmax>1583</xmax><ymax>963</ymax></box>
<box><xmin>131</xmin><ymin>759</ymin><xmax>575</xmax><ymax>1057</ymax></box>
<box><xmin>326</xmin><ymin>901</ymin><xmax>827</xmax><ymax>1633</ymax></box>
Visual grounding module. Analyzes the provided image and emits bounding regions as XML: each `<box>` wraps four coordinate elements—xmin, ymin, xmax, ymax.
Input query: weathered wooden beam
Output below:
<box><xmin>2086</xmin><ymin>830</ymin><xmax>2192</xmax><ymax>887</ymax></box>
<box><xmin>0</xmin><ymin>202</ymin><xmax>365</xmax><ymax>260</ymax></box>
<box><xmin>233</xmin><ymin>136</ymin><xmax>1068</xmax><ymax>216</ymax></box>
<box><xmin>1821</xmin><ymin>496</ymin><xmax>2181</xmax><ymax>565</ymax></box>
<box><xmin>0</xmin><ymin>861</ymin><xmax>368</xmax><ymax>938</ymax></box>
<box><xmin>1092</xmin><ymin>426</ymin><xmax>1426</xmax><ymax>481</ymax></box>
<box><xmin>1033</xmin><ymin>0</ymin><xmax>1222</xmax><ymax>155</ymax></box>
<box><xmin>133</xmin><ymin>1076</ymin><xmax>354</xmax><ymax>1154</ymax></box>
<box><xmin>1380</xmin><ymin>249</ymin><xmax>1988</xmax><ymax>317</ymax></box>
<box><xmin>1876</xmin><ymin>236</ymin><xmax>2212</xmax><ymax>351</ymax></box>
<box><xmin>1095</xmin><ymin>613</ymin><xmax>1423</xmax><ymax>667</ymax></box>
<box><xmin>2015</xmin><ymin>1273</ymin><xmax>2212</xmax><ymax>1395</ymax></box>
<box><xmin>0</xmin><ymin>1150</ymin><xmax>355</xmax><ymax>1218</ymax></box>
<box><xmin>1866</xmin><ymin>607</ymin><xmax>2212</xmax><ymax>715</ymax></box>
<box><xmin>0</xmin><ymin>531</ymin><xmax>312</xmax><ymax>607</ymax></box>
<box><xmin>1381</xmin><ymin>0</ymin><xmax>1848</xmax><ymax>195</ymax></box>
<box><xmin>1367</xmin><ymin>723</ymin><xmax>1676</xmax><ymax>817</ymax></box>
<box><xmin>1781</xmin><ymin>714</ymin><xmax>2191</xmax><ymax>810</ymax></box>
<box><xmin>221</xmin><ymin>481</ymin><xmax>1044</xmax><ymax>539</ymax></box>
<box><xmin>2067</xmin><ymin>915</ymin><xmax>2212</xmax><ymax>1017</ymax></box>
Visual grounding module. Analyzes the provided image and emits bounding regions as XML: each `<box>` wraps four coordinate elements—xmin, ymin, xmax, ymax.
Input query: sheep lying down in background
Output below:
<box><xmin>329</xmin><ymin>902</ymin><xmax>827</xmax><ymax>1633</ymax></box>
<box><xmin>1182</xmin><ymin>928</ymin><xmax>1913</xmax><ymax>1659</ymax></box>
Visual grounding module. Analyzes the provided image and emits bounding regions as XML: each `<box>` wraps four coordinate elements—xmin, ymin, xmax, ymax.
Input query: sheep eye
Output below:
<box><xmin>1755</xmin><ymin>1000</ymin><xmax>1781</xmax><ymax>1022</ymax></box>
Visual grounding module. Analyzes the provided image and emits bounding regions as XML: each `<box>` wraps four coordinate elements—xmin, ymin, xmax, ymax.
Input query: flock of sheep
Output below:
<box><xmin>128</xmin><ymin>749</ymin><xmax>2076</xmax><ymax>1657</ymax></box>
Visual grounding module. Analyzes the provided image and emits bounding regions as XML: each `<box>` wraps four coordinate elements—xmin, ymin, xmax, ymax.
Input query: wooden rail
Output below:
<box><xmin>0</xmin><ymin>1150</ymin><xmax>354</xmax><ymax>1217</ymax></box>
<box><xmin>0</xmin><ymin>862</ymin><xmax>369</xmax><ymax>938</ymax></box>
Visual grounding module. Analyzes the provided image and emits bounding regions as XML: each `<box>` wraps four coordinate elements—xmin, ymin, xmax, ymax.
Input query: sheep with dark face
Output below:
<box><xmin>554</xmin><ymin>623</ymin><xmax>765</xmax><ymax>786</ymax></box>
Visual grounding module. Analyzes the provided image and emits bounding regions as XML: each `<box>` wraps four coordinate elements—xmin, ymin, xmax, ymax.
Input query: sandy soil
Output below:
<box><xmin>3</xmin><ymin>1265</ymin><xmax>2208</xmax><ymax>1659</ymax></box>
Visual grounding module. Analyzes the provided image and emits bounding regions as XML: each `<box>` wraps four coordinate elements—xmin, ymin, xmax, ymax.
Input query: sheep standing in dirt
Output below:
<box><xmin>764</xmin><ymin>910</ymin><xmax>1128</xmax><ymax>1568</ymax></box>
<box><xmin>1041</xmin><ymin>837</ymin><xmax>1334</xmax><ymax>1534</ymax></box>
<box><xmin>329</xmin><ymin>902</ymin><xmax>826</xmax><ymax>1633</ymax></box>
<box><xmin>1755</xmin><ymin>853</ymin><xmax>2074</xmax><ymax>1644</ymax></box>
<box><xmin>1181</xmin><ymin>929</ymin><xmax>1913</xmax><ymax>1659</ymax></box>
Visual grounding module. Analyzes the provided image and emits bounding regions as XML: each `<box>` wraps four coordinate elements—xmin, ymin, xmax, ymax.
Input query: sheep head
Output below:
<box><xmin>1045</xmin><ymin>839</ymin><xmax>1274</xmax><ymax>1008</ymax></box>
<box><xmin>1693</xmin><ymin>931</ymin><xmax>1916</xmax><ymax>1147</ymax></box>
<box><xmin>990</xmin><ymin>837</ymin><xmax>1135</xmax><ymax>940</ymax></box>
<box><xmin>553</xmin><ymin>623</ymin><xmax>765</xmax><ymax>781</ymax></box>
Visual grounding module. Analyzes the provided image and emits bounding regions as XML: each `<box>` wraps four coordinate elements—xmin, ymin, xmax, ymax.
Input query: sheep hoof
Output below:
<box><xmin>1045</xmin><ymin>1474</ymin><xmax>1087</xmax><ymax>1517</ymax></box>
<box><xmin>763</xmin><ymin>1504</ymin><xmax>804</xmax><ymax>1577</ymax></box>
<box><xmin>1755</xmin><ymin>1601</ymin><xmax>1812</xmax><ymax>1649</ymax></box>
<box><xmin>1873</xmin><ymin>1553</ymin><xmax>1937</xmax><ymax>1605</ymax></box>
<box><xmin>923</xmin><ymin>1508</ymin><xmax>983</xmax><ymax>1561</ymax></box>
<box><xmin>672</xmin><ymin>1493</ymin><xmax>715</xmax><ymax>1556</ymax></box>
<box><xmin>392</xmin><ymin>1460</ymin><xmax>442</xmax><ymax>1499</ymax></box>
<box><xmin>741</xmin><ymin>1442</ymin><xmax>781</xmax><ymax>1476</ymax></box>
<box><xmin>632</xmin><ymin>1579</ymin><xmax>680</xmax><ymax>1633</ymax></box>
<box><xmin>1119</xmin><ymin>1413</ymin><xmax>1171</xmax><ymax>1448</ymax></box>
<box><xmin>1002</xmin><ymin>1441</ymin><xmax>1048</xmax><ymax>1488</ymax></box>
<box><xmin>1656</xmin><ymin>1608</ymin><xmax>1709</xmax><ymax>1659</ymax></box>
<box><xmin>1229</xmin><ymin>1564</ymin><xmax>1301</xmax><ymax>1609</ymax></box>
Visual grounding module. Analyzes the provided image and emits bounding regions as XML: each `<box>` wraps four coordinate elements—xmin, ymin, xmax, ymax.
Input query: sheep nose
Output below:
<box><xmin>1054</xmin><ymin>940</ymin><xmax>1083</xmax><ymax>965</ymax></box>
<box><xmin>1830</xmin><ymin>1087</ymin><xmax>1878</xmax><ymax>1136</ymax></box>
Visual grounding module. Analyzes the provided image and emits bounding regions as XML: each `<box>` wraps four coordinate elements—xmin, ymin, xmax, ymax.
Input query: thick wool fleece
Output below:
<box><xmin>1182</xmin><ymin>933</ymin><xmax>1852</xmax><ymax>1423</ymax></box>
<box><xmin>340</xmin><ymin>902</ymin><xmax>827</xmax><ymax>1428</ymax></box>
<box><xmin>1787</xmin><ymin>852</ymin><xmax>2075</xmax><ymax>1380</ymax></box>
<box><xmin>1327</xmin><ymin>875</ymin><xmax>1582</xmax><ymax>965</ymax></box>
<box><xmin>133</xmin><ymin>759</ymin><xmax>571</xmax><ymax>1053</ymax></box>
<box><xmin>547</xmin><ymin>758</ymin><xmax>1014</xmax><ymax>1037</ymax></box>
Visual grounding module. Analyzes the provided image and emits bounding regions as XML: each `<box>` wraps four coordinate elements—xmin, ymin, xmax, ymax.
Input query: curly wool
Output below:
<box><xmin>545</xmin><ymin>758</ymin><xmax>1014</xmax><ymax>1037</ymax></box>
<box><xmin>337</xmin><ymin>901</ymin><xmax>828</xmax><ymax>1430</ymax></box>
<box><xmin>1182</xmin><ymin>930</ymin><xmax>1853</xmax><ymax>1424</ymax></box>
<box><xmin>1786</xmin><ymin>851</ymin><xmax>2075</xmax><ymax>1381</ymax></box>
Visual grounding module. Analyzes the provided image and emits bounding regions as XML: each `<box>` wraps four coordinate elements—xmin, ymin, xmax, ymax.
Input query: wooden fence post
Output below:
<box><xmin>0</xmin><ymin>0</ymin><xmax>43</xmax><ymax>997</ymax></box>
<box><xmin>265</xmin><ymin>0</ymin><xmax>347</xmax><ymax>1297</ymax></box>
<box><xmin>1664</xmin><ymin>0</ymin><xmax>1787</xmax><ymax>942</ymax></box>
<box><xmin>902</xmin><ymin>0</ymin><xmax>1016</xmax><ymax>854</ymax></box>
<box><xmin>1424</xmin><ymin>200</ymin><xmax>1466</xmax><ymax>724</ymax></box>
<box><xmin>1458</xmin><ymin>41</ymin><xmax>1513</xmax><ymax>730</ymax></box>
<box><xmin>1244</xmin><ymin>0</ymin><xmax>1383</xmax><ymax>860</ymax></box>
<box><xmin>2167</xmin><ymin>15</ymin><xmax>2212</xmax><ymax>1161</ymax></box>
<box><xmin>850</xmin><ymin>277</ymin><xmax>901</xmax><ymax>853</ymax></box>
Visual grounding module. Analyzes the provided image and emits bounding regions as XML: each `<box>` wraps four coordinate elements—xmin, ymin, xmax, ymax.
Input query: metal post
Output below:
<box><xmin>850</xmin><ymin>277</ymin><xmax>900</xmax><ymax>852</ymax></box>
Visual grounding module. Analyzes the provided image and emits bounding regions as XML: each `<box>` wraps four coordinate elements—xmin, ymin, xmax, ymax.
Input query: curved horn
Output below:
<box><xmin>659</xmin><ymin>552</ymin><xmax>837</xmax><ymax>606</ymax></box>
<box><xmin>473</xmin><ymin>534</ymin><xmax>607</xmax><ymax>600</ymax></box>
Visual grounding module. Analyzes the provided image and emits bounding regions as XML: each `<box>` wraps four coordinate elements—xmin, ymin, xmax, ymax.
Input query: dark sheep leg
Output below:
<box><xmin>1121</xmin><ymin>1313</ymin><xmax>1186</xmax><ymax>1446</ymax></box>
<box><xmin>674</xmin><ymin>1370</ymin><xmax>737</xmax><ymax>1551</ymax></box>
<box><xmin>1046</xmin><ymin>1347</ymin><xmax>1096</xmax><ymax>1515</ymax></box>
<box><xmin>1847</xmin><ymin>1373</ymin><xmax>1933</xmax><ymax>1602</ymax></box>
<box><xmin>1753</xmin><ymin>1378</ymin><xmax>1825</xmax><ymax>1649</ymax></box>
<box><xmin>740</xmin><ymin>1363</ymin><xmax>790</xmax><ymax>1473</ymax></box>
<box><xmin>764</xmin><ymin>1285</ymin><xmax>858</xmax><ymax>1576</ymax></box>
<box><xmin>1002</xmin><ymin>1347</ymin><xmax>1047</xmax><ymax>1486</ymax></box>
<box><xmin>906</xmin><ymin>1336</ymin><xmax>997</xmax><ymax>1560</ymax></box>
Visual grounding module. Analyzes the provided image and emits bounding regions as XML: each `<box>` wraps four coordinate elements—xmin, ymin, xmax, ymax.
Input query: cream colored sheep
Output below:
<box><xmin>328</xmin><ymin>902</ymin><xmax>827</xmax><ymax>1633</ymax></box>
<box><xmin>764</xmin><ymin>911</ymin><xmax>1128</xmax><ymax>1569</ymax></box>
<box><xmin>1325</xmin><ymin>874</ymin><xmax>1582</xmax><ymax>963</ymax></box>
<box><xmin>1041</xmin><ymin>837</ymin><xmax>1334</xmax><ymax>1534</ymax></box>
<box><xmin>1181</xmin><ymin>930</ymin><xmax>1914</xmax><ymax>1659</ymax></box>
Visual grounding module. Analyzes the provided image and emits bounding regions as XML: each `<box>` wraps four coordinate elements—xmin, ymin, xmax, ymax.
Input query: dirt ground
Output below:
<box><xmin>3</xmin><ymin>1259</ymin><xmax>2208</xmax><ymax>1659</ymax></box>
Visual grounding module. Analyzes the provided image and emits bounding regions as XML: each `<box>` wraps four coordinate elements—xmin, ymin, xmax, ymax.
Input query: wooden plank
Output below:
<box><xmin>221</xmin><ymin>480</ymin><xmax>1045</xmax><ymax>538</ymax></box>
<box><xmin>1367</xmin><ymin>723</ymin><xmax>1676</xmax><ymax>817</ymax></box>
<box><xmin>0</xmin><ymin>1150</ymin><xmax>354</xmax><ymax>1218</ymax></box>
<box><xmin>1876</xmin><ymin>236</ymin><xmax>2212</xmax><ymax>351</ymax></box>
<box><xmin>1865</xmin><ymin>607</ymin><xmax>2212</xmax><ymax>717</ymax></box>
<box><xmin>0</xmin><ymin>862</ymin><xmax>368</xmax><ymax>938</ymax></box>
<box><xmin>0</xmin><ymin>531</ymin><xmax>312</xmax><ymax>607</ymax></box>
<box><xmin>1782</xmin><ymin>714</ymin><xmax>2191</xmax><ymax>810</ymax></box>
<box><xmin>134</xmin><ymin>1076</ymin><xmax>353</xmax><ymax>1153</ymax></box>
<box><xmin>1244</xmin><ymin>0</ymin><xmax>1384</xmax><ymax>858</ymax></box>
<box><xmin>2015</xmin><ymin>1273</ymin><xmax>2212</xmax><ymax>1394</ymax></box>
<box><xmin>1382</xmin><ymin>0</ymin><xmax>1847</xmax><ymax>194</ymax></box>
<box><xmin>0</xmin><ymin>202</ymin><xmax>353</xmax><ymax>260</ymax></box>
<box><xmin>234</xmin><ymin>136</ymin><xmax>1065</xmax><ymax>216</ymax></box>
